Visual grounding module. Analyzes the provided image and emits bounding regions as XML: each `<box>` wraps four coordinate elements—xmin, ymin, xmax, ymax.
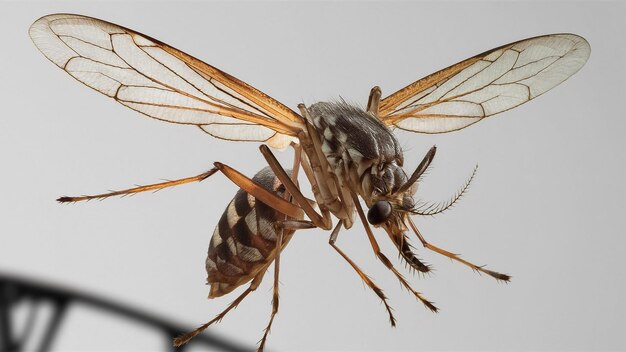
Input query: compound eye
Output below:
<box><xmin>367</xmin><ymin>201</ymin><xmax>392</xmax><ymax>225</ymax></box>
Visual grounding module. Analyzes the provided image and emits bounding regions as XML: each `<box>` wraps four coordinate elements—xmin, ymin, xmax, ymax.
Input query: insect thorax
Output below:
<box><xmin>308</xmin><ymin>101</ymin><xmax>410</xmax><ymax>205</ymax></box>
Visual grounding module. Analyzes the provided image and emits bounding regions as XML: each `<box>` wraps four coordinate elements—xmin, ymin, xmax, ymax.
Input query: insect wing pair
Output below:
<box><xmin>29</xmin><ymin>13</ymin><xmax>590</xmax><ymax>351</ymax></box>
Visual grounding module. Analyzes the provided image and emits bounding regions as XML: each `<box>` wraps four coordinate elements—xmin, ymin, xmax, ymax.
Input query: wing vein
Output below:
<box><xmin>379</xmin><ymin>34</ymin><xmax>590</xmax><ymax>133</ymax></box>
<box><xmin>136</xmin><ymin>44</ymin><xmax>235</xmax><ymax>111</ymax></box>
<box><xmin>30</xmin><ymin>14</ymin><xmax>307</xmax><ymax>147</ymax></box>
<box><xmin>207</xmin><ymin>75</ymin><xmax>273</xmax><ymax>119</ymax></box>
<box><xmin>59</xmin><ymin>34</ymin><xmax>111</xmax><ymax>51</ymax></box>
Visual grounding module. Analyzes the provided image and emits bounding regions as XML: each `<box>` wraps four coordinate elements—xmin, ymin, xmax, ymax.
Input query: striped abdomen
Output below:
<box><xmin>206</xmin><ymin>167</ymin><xmax>299</xmax><ymax>298</ymax></box>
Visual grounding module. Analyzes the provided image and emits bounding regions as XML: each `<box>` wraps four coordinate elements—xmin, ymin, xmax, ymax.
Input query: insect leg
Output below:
<box><xmin>174</xmin><ymin>272</ymin><xmax>266</xmax><ymax>347</ymax></box>
<box><xmin>285</xmin><ymin>142</ymin><xmax>322</xmax><ymax>220</ymax></box>
<box><xmin>329</xmin><ymin>220</ymin><xmax>396</xmax><ymax>327</ymax></box>
<box><xmin>298</xmin><ymin>152</ymin><xmax>335</xmax><ymax>225</ymax></box>
<box><xmin>351</xmin><ymin>192</ymin><xmax>438</xmax><ymax>313</ymax></box>
<box><xmin>213</xmin><ymin>162</ymin><xmax>303</xmax><ymax>220</ymax></box>
<box><xmin>396</xmin><ymin>145</ymin><xmax>437</xmax><ymax>195</ymax></box>
<box><xmin>367</xmin><ymin>86</ymin><xmax>382</xmax><ymax>116</ymax></box>
<box><xmin>277</xmin><ymin>220</ymin><xmax>317</xmax><ymax>230</ymax></box>
<box><xmin>289</xmin><ymin>142</ymin><xmax>302</xmax><ymax>182</ymax></box>
<box><xmin>259</xmin><ymin>145</ymin><xmax>332</xmax><ymax>230</ymax></box>
<box><xmin>406</xmin><ymin>217</ymin><xmax>511</xmax><ymax>282</ymax></box>
<box><xmin>257</xmin><ymin>145</ymin><xmax>303</xmax><ymax>351</ymax></box>
<box><xmin>298</xmin><ymin>104</ymin><xmax>344</xmax><ymax>214</ymax></box>
<box><xmin>57</xmin><ymin>168</ymin><xmax>219</xmax><ymax>203</ymax></box>
<box><xmin>334</xmin><ymin>167</ymin><xmax>356</xmax><ymax>227</ymax></box>
<box><xmin>258</xmin><ymin>221</ymin><xmax>284</xmax><ymax>351</ymax></box>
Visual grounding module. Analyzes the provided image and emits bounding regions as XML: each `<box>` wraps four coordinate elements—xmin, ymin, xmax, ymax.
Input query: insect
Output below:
<box><xmin>30</xmin><ymin>13</ymin><xmax>590</xmax><ymax>351</ymax></box>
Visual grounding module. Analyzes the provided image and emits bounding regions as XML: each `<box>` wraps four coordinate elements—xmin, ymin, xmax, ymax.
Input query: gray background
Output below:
<box><xmin>1</xmin><ymin>1</ymin><xmax>625</xmax><ymax>351</ymax></box>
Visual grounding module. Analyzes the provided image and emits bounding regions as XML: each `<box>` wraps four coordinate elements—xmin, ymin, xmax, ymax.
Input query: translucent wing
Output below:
<box><xmin>379</xmin><ymin>34</ymin><xmax>590</xmax><ymax>133</ymax></box>
<box><xmin>29</xmin><ymin>14</ymin><xmax>304</xmax><ymax>148</ymax></box>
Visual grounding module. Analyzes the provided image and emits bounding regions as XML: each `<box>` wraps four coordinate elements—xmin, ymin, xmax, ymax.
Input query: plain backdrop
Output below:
<box><xmin>1</xmin><ymin>1</ymin><xmax>625</xmax><ymax>351</ymax></box>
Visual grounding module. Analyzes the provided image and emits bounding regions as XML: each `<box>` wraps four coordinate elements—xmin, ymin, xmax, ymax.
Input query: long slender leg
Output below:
<box><xmin>57</xmin><ymin>144</ymin><xmax>303</xmax><ymax>207</ymax></box>
<box><xmin>258</xmin><ymin>225</ymin><xmax>283</xmax><ymax>352</ymax></box>
<box><xmin>367</xmin><ymin>86</ymin><xmax>381</xmax><ymax>115</ymax></box>
<box><xmin>278</xmin><ymin>220</ymin><xmax>317</xmax><ymax>230</ymax></box>
<box><xmin>259</xmin><ymin>145</ymin><xmax>332</xmax><ymax>230</ymax></box>
<box><xmin>257</xmin><ymin>146</ymin><xmax>303</xmax><ymax>352</ymax></box>
<box><xmin>271</xmin><ymin>218</ymin><xmax>397</xmax><ymax>326</ymax></box>
<box><xmin>331</xmin><ymin>164</ymin><xmax>355</xmax><ymax>228</ymax></box>
<box><xmin>298</xmin><ymin>104</ymin><xmax>344</xmax><ymax>214</ymax></box>
<box><xmin>299</xmin><ymin>132</ymin><xmax>342</xmax><ymax>214</ymax></box>
<box><xmin>294</xmin><ymin>118</ymin><xmax>348</xmax><ymax>226</ymax></box>
<box><xmin>174</xmin><ymin>272</ymin><xmax>266</xmax><ymax>347</ymax></box>
<box><xmin>174</xmin><ymin>149</ymin><xmax>309</xmax><ymax>348</ymax></box>
<box><xmin>289</xmin><ymin>142</ymin><xmax>302</xmax><ymax>182</ymax></box>
<box><xmin>298</xmin><ymin>152</ymin><xmax>321</xmax><ymax>201</ymax></box>
<box><xmin>351</xmin><ymin>192</ymin><xmax>438</xmax><ymax>313</ymax></box>
<box><xmin>298</xmin><ymin>152</ymin><xmax>335</xmax><ymax>225</ymax></box>
<box><xmin>328</xmin><ymin>221</ymin><xmax>396</xmax><ymax>326</ymax></box>
<box><xmin>57</xmin><ymin>168</ymin><xmax>218</xmax><ymax>202</ymax></box>
<box><xmin>407</xmin><ymin>217</ymin><xmax>511</xmax><ymax>282</ymax></box>
<box><xmin>395</xmin><ymin>145</ymin><xmax>437</xmax><ymax>195</ymax></box>
<box><xmin>213</xmin><ymin>162</ymin><xmax>302</xmax><ymax>220</ymax></box>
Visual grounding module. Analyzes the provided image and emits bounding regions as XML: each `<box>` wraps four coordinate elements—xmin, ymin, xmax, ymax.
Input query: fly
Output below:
<box><xmin>30</xmin><ymin>14</ymin><xmax>591</xmax><ymax>351</ymax></box>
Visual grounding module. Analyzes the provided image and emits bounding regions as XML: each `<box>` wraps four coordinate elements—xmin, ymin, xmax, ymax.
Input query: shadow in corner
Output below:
<box><xmin>0</xmin><ymin>271</ymin><xmax>253</xmax><ymax>352</ymax></box>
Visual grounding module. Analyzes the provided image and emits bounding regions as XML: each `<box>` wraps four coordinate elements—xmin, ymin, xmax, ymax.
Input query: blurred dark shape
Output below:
<box><xmin>0</xmin><ymin>271</ymin><xmax>252</xmax><ymax>352</ymax></box>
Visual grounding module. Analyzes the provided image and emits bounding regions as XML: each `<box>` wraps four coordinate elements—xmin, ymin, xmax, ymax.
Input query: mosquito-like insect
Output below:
<box><xmin>30</xmin><ymin>13</ymin><xmax>590</xmax><ymax>350</ymax></box>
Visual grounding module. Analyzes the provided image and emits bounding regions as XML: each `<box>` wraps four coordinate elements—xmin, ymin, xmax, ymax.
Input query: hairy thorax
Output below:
<box><xmin>307</xmin><ymin>101</ymin><xmax>409</xmax><ymax>206</ymax></box>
